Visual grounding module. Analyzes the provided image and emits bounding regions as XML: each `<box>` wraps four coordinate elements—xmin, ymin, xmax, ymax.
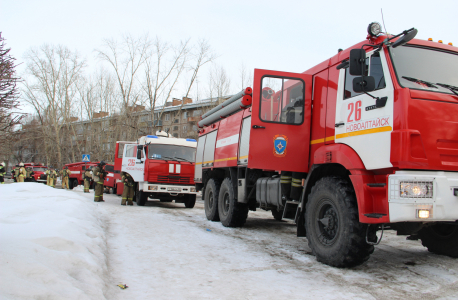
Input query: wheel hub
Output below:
<box><xmin>209</xmin><ymin>191</ymin><xmax>214</xmax><ymax>208</ymax></box>
<box><xmin>222</xmin><ymin>193</ymin><xmax>230</xmax><ymax>214</ymax></box>
<box><xmin>316</xmin><ymin>203</ymin><xmax>339</xmax><ymax>245</ymax></box>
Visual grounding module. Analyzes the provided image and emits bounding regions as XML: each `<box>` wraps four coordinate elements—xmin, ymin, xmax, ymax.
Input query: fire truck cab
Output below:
<box><xmin>115</xmin><ymin>131</ymin><xmax>198</xmax><ymax>207</ymax></box>
<box><xmin>195</xmin><ymin>24</ymin><xmax>458</xmax><ymax>267</ymax></box>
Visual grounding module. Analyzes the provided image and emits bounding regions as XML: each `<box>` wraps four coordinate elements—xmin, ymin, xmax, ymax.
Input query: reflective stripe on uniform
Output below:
<box><xmin>280</xmin><ymin>176</ymin><xmax>292</xmax><ymax>184</ymax></box>
<box><xmin>291</xmin><ymin>178</ymin><xmax>302</xmax><ymax>187</ymax></box>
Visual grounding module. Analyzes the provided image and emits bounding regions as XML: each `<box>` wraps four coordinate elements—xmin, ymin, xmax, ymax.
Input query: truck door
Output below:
<box><xmin>334</xmin><ymin>48</ymin><xmax>394</xmax><ymax>170</ymax></box>
<box><xmin>249</xmin><ymin>69</ymin><xmax>313</xmax><ymax>172</ymax></box>
<box><xmin>121</xmin><ymin>144</ymin><xmax>145</xmax><ymax>182</ymax></box>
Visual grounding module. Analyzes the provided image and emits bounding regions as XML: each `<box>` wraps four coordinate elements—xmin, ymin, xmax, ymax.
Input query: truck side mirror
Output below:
<box><xmin>136</xmin><ymin>145</ymin><xmax>143</xmax><ymax>160</ymax></box>
<box><xmin>349</xmin><ymin>49</ymin><xmax>366</xmax><ymax>76</ymax></box>
<box><xmin>392</xmin><ymin>28</ymin><xmax>418</xmax><ymax>48</ymax></box>
<box><xmin>353</xmin><ymin>76</ymin><xmax>376</xmax><ymax>93</ymax></box>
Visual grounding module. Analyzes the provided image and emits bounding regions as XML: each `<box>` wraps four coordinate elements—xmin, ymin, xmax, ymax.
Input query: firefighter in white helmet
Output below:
<box><xmin>17</xmin><ymin>162</ymin><xmax>26</xmax><ymax>183</ymax></box>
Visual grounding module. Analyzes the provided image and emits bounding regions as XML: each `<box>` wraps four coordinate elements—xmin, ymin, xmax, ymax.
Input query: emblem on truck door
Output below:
<box><xmin>273</xmin><ymin>135</ymin><xmax>288</xmax><ymax>157</ymax></box>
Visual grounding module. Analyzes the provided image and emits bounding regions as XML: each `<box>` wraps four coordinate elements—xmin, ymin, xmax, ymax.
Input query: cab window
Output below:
<box><xmin>260</xmin><ymin>76</ymin><xmax>304</xmax><ymax>125</ymax></box>
<box><xmin>344</xmin><ymin>52</ymin><xmax>386</xmax><ymax>99</ymax></box>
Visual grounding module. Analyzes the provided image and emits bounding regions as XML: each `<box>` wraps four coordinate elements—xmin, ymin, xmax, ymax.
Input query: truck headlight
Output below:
<box><xmin>148</xmin><ymin>186</ymin><xmax>158</xmax><ymax>191</ymax></box>
<box><xmin>400</xmin><ymin>181</ymin><xmax>433</xmax><ymax>198</ymax></box>
<box><xmin>190</xmin><ymin>187</ymin><xmax>196</xmax><ymax>192</ymax></box>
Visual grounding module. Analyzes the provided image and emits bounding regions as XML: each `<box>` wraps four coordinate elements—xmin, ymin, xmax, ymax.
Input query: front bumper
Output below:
<box><xmin>142</xmin><ymin>182</ymin><xmax>197</xmax><ymax>195</ymax></box>
<box><xmin>388</xmin><ymin>171</ymin><xmax>458</xmax><ymax>222</ymax></box>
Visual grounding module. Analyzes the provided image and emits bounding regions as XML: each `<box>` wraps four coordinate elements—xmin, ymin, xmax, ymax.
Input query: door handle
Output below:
<box><xmin>252</xmin><ymin>125</ymin><xmax>266</xmax><ymax>129</ymax></box>
<box><xmin>335</xmin><ymin>123</ymin><xmax>345</xmax><ymax>127</ymax></box>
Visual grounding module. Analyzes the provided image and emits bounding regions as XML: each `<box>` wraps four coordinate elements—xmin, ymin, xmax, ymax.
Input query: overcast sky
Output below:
<box><xmin>2</xmin><ymin>0</ymin><xmax>457</xmax><ymax>104</ymax></box>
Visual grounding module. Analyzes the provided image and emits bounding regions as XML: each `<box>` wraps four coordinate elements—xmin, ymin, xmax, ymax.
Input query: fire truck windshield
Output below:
<box><xmin>33</xmin><ymin>167</ymin><xmax>47</xmax><ymax>172</ymax></box>
<box><xmin>390</xmin><ymin>45</ymin><xmax>458</xmax><ymax>95</ymax></box>
<box><xmin>148</xmin><ymin>144</ymin><xmax>196</xmax><ymax>163</ymax></box>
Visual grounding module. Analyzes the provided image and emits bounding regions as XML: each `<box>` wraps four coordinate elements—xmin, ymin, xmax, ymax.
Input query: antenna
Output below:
<box><xmin>381</xmin><ymin>8</ymin><xmax>388</xmax><ymax>35</ymax></box>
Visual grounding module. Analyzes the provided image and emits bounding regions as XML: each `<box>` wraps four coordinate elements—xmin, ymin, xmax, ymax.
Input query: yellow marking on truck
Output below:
<box><xmin>239</xmin><ymin>155</ymin><xmax>249</xmax><ymax>159</ymax></box>
<box><xmin>310</xmin><ymin>136</ymin><xmax>335</xmax><ymax>145</ymax></box>
<box><xmin>335</xmin><ymin>126</ymin><xmax>392</xmax><ymax>139</ymax></box>
<box><xmin>214</xmin><ymin>157</ymin><xmax>237</xmax><ymax>163</ymax></box>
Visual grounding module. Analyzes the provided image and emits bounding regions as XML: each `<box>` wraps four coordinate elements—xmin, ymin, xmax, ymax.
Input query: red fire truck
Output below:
<box><xmin>114</xmin><ymin>131</ymin><xmax>198</xmax><ymax>207</ymax></box>
<box><xmin>195</xmin><ymin>23</ymin><xmax>458</xmax><ymax>267</ymax></box>
<box><xmin>104</xmin><ymin>163</ymin><xmax>121</xmax><ymax>194</ymax></box>
<box><xmin>66</xmin><ymin>162</ymin><xmax>98</xmax><ymax>189</ymax></box>
<box><xmin>24</xmin><ymin>163</ymin><xmax>48</xmax><ymax>183</ymax></box>
<box><xmin>65</xmin><ymin>162</ymin><xmax>119</xmax><ymax>192</ymax></box>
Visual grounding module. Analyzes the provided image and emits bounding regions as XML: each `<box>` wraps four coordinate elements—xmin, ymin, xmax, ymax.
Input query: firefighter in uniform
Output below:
<box><xmin>280</xmin><ymin>171</ymin><xmax>306</xmax><ymax>201</ymax></box>
<box><xmin>93</xmin><ymin>161</ymin><xmax>106</xmax><ymax>202</ymax></box>
<box><xmin>17</xmin><ymin>163</ymin><xmax>26</xmax><ymax>183</ymax></box>
<box><xmin>26</xmin><ymin>167</ymin><xmax>34</xmax><ymax>182</ymax></box>
<box><xmin>0</xmin><ymin>162</ymin><xmax>6</xmax><ymax>184</ymax></box>
<box><xmin>49</xmin><ymin>168</ymin><xmax>57</xmax><ymax>188</ymax></box>
<box><xmin>121</xmin><ymin>171</ymin><xmax>134</xmax><ymax>206</ymax></box>
<box><xmin>13</xmin><ymin>164</ymin><xmax>20</xmax><ymax>182</ymax></box>
<box><xmin>61</xmin><ymin>166</ymin><xmax>70</xmax><ymax>189</ymax></box>
<box><xmin>83</xmin><ymin>167</ymin><xmax>92</xmax><ymax>193</ymax></box>
<box><xmin>45</xmin><ymin>168</ymin><xmax>51</xmax><ymax>186</ymax></box>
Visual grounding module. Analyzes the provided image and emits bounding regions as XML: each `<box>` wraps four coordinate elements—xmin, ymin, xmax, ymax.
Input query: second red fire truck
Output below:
<box><xmin>114</xmin><ymin>131</ymin><xmax>198</xmax><ymax>207</ymax></box>
<box><xmin>194</xmin><ymin>23</ymin><xmax>458</xmax><ymax>267</ymax></box>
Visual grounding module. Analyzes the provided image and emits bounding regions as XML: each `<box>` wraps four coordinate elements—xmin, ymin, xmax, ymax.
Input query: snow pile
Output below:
<box><xmin>0</xmin><ymin>183</ymin><xmax>108</xmax><ymax>300</ymax></box>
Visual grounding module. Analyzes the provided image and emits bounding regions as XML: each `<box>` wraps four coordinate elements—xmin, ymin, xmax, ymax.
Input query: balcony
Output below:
<box><xmin>187</xmin><ymin>116</ymin><xmax>199</xmax><ymax>123</ymax></box>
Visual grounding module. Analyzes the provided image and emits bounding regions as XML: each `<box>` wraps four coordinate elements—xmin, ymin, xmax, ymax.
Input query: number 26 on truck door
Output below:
<box><xmin>347</xmin><ymin>100</ymin><xmax>362</xmax><ymax>123</ymax></box>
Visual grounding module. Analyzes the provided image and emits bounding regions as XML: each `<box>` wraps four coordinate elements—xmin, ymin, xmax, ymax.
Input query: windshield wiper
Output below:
<box><xmin>402</xmin><ymin>76</ymin><xmax>438</xmax><ymax>88</ymax></box>
<box><xmin>173</xmin><ymin>156</ymin><xmax>192</xmax><ymax>163</ymax></box>
<box><xmin>436</xmin><ymin>83</ymin><xmax>458</xmax><ymax>97</ymax></box>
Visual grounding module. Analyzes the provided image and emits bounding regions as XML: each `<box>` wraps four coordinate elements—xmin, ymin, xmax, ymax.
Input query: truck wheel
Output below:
<box><xmin>185</xmin><ymin>194</ymin><xmax>196</xmax><ymax>208</ymax></box>
<box><xmin>271</xmin><ymin>208</ymin><xmax>283</xmax><ymax>221</ymax></box>
<box><xmin>136</xmin><ymin>186</ymin><xmax>148</xmax><ymax>206</ymax></box>
<box><xmin>71</xmin><ymin>179</ymin><xmax>78</xmax><ymax>189</ymax></box>
<box><xmin>306</xmin><ymin>177</ymin><xmax>373</xmax><ymax>268</ymax></box>
<box><xmin>218</xmin><ymin>177</ymin><xmax>248</xmax><ymax>227</ymax></box>
<box><xmin>204</xmin><ymin>179</ymin><xmax>221</xmax><ymax>221</ymax></box>
<box><xmin>419</xmin><ymin>223</ymin><xmax>458</xmax><ymax>257</ymax></box>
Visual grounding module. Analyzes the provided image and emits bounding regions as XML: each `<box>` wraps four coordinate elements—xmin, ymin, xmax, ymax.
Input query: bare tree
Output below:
<box><xmin>22</xmin><ymin>44</ymin><xmax>85</xmax><ymax>167</ymax></box>
<box><xmin>239</xmin><ymin>61</ymin><xmax>252</xmax><ymax>90</ymax></box>
<box><xmin>208</xmin><ymin>64</ymin><xmax>231</xmax><ymax>103</ymax></box>
<box><xmin>0</xmin><ymin>32</ymin><xmax>22</xmax><ymax>160</ymax></box>
<box><xmin>144</xmin><ymin>37</ymin><xmax>190</xmax><ymax>134</ymax></box>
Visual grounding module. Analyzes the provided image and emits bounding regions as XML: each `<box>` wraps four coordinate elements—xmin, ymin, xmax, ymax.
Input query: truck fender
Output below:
<box><xmin>297</xmin><ymin>144</ymin><xmax>386</xmax><ymax>237</ymax></box>
<box><xmin>312</xmin><ymin>144</ymin><xmax>365</xmax><ymax>170</ymax></box>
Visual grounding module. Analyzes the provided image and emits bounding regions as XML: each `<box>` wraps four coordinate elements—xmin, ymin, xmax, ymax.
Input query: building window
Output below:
<box><xmin>182</xmin><ymin>112</ymin><xmax>187</xmax><ymax>119</ymax></box>
<box><xmin>165</xmin><ymin>114</ymin><xmax>170</xmax><ymax>121</ymax></box>
<box><xmin>192</xmin><ymin>110</ymin><xmax>202</xmax><ymax>117</ymax></box>
<box><xmin>173</xmin><ymin>133</ymin><xmax>178</xmax><ymax>138</ymax></box>
<box><xmin>173</xmin><ymin>126</ymin><xmax>178</xmax><ymax>131</ymax></box>
<box><xmin>183</xmin><ymin>125</ymin><xmax>187</xmax><ymax>132</ymax></box>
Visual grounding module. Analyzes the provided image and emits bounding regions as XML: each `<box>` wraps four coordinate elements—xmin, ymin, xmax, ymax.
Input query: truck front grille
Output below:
<box><xmin>148</xmin><ymin>175</ymin><xmax>190</xmax><ymax>184</ymax></box>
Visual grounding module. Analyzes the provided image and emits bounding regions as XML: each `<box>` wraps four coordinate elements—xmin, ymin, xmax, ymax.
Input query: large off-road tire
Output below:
<box><xmin>218</xmin><ymin>177</ymin><xmax>249</xmax><ymax>227</ymax></box>
<box><xmin>71</xmin><ymin>179</ymin><xmax>78</xmax><ymax>189</ymax></box>
<box><xmin>419</xmin><ymin>223</ymin><xmax>458</xmax><ymax>257</ymax></box>
<box><xmin>271</xmin><ymin>208</ymin><xmax>284</xmax><ymax>221</ymax></box>
<box><xmin>184</xmin><ymin>194</ymin><xmax>196</xmax><ymax>208</ymax></box>
<box><xmin>306</xmin><ymin>177</ymin><xmax>374</xmax><ymax>268</ymax></box>
<box><xmin>204</xmin><ymin>179</ymin><xmax>221</xmax><ymax>221</ymax></box>
<box><xmin>136</xmin><ymin>186</ymin><xmax>148</xmax><ymax>206</ymax></box>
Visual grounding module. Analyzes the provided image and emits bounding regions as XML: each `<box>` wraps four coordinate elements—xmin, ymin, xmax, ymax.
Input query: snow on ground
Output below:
<box><xmin>0</xmin><ymin>183</ymin><xmax>109</xmax><ymax>300</ymax></box>
<box><xmin>1</xmin><ymin>183</ymin><xmax>458</xmax><ymax>300</ymax></box>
